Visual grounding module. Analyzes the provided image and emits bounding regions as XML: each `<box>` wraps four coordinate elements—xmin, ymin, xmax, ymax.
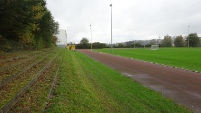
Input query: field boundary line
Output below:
<box><xmin>93</xmin><ymin>51</ymin><xmax>201</xmax><ymax>74</ymax></box>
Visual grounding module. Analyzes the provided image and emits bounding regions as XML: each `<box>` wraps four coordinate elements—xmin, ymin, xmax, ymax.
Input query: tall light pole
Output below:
<box><xmin>110</xmin><ymin>4</ymin><xmax>113</xmax><ymax>54</ymax></box>
<box><xmin>65</xmin><ymin>30</ymin><xmax>67</xmax><ymax>48</ymax></box>
<box><xmin>188</xmin><ymin>26</ymin><xmax>190</xmax><ymax>47</ymax></box>
<box><xmin>90</xmin><ymin>25</ymin><xmax>92</xmax><ymax>50</ymax></box>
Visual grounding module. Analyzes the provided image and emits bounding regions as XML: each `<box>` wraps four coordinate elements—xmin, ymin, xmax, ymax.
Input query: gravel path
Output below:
<box><xmin>79</xmin><ymin>49</ymin><xmax>201</xmax><ymax>113</ymax></box>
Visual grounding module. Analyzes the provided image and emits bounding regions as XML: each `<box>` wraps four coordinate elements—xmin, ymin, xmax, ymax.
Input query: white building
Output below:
<box><xmin>56</xmin><ymin>29</ymin><xmax>67</xmax><ymax>46</ymax></box>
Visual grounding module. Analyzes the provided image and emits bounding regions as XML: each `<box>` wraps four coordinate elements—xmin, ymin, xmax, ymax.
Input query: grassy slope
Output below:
<box><xmin>45</xmin><ymin>48</ymin><xmax>191</xmax><ymax>113</ymax></box>
<box><xmin>95</xmin><ymin>48</ymin><xmax>201</xmax><ymax>72</ymax></box>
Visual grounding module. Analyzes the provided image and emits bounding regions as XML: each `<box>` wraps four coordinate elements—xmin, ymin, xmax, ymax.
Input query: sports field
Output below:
<box><xmin>95</xmin><ymin>48</ymin><xmax>201</xmax><ymax>72</ymax></box>
<box><xmin>45</xmin><ymin>49</ymin><xmax>191</xmax><ymax>113</ymax></box>
<box><xmin>0</xmin><ymin>48</ymin><xmax>194</xmax><ymax>112</ymax></box>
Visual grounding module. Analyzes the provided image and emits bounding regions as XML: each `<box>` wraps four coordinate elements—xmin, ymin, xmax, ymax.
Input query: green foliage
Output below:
<box><xmin>0</xmin><ymin>35</ymin><xmax>24</xmax><ymax>51</ymax></box>
<box><xmin>187</xmin><ymin>33</ymin><xmax>200</xmax><ymax>47</ymax></box>
<box><xmin>77</xmin><ymin>37</ymin><xmax>90</xmax><ymax>49</ymax></box>
<box><xmin>80</xmin><ymin>37</ymin><xmax>89</xmax><ymax>44</ymax></box>
<box><xmin>117</xmin><ymin>43</ymin><xmax>124</xmax><ymax>48</ymax></box>
<box><xmin>174</xmin><ymin>35</ymin><xmax>185</xmax><ymax>47</ymax></box>
<box><xmin>92</xmin><ymin>42</ymin><xmax>106</xmax><ymax>49</ymax></box>
<box><xmin>161</xmin><ymin>35</ymin><xmax>172</xmax><ymax>47</ymax></box>
<box><xmin>76</xmin><ymin>39</ymin><xmax>107</xmax><ymax>49</ymax></box>
<box><xmin>35</xmin><ymin>36</ymin><xmax>44</xmax><ymax>49</ymax></box>
<box><xmin>45</xmin><ymin>49</ymin><xmax>191</xmax><ymax>113</ymax></box>
<box><xmin>200</xmin><ymin>38</ymin><xmax>201</xmax><ymax>47</ymax></box>
<box><xmin>134</xmin><ymin>42</ymin><xmax>143</xmax><ymax>47</ymax></box>
<box><xmin>52</xmin><ymin>36</ymin><xmax>58</xmax><ymax>47</ymax></box>
<box><xmin>0</xmin><ymin>0</ymin><xmax>59</xmax><ymax>51</ymax></box>
<box><xmin>0</xmin><ymin>37</ymin><xmax>12</xmax><ymax>52</ymax></box>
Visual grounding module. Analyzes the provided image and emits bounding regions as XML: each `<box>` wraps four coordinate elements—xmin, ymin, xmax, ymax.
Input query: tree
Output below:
<box><xmin>37</xmin><ymin>8</ymin><xmax>59</xmax><ymax>48</ymax></box>
<box><xmin>200</xmin><ymin>38</ymin><xmax>201</xmax><ymax>47</ymax></box>
<box><xmin>187</xmin><ymin>33</ymin><xmax>200</xmax><ymax>47</ymax></box>
<box><xmin>0</xmin><ymin>0</ymin><xmax>30</xmax><ymax>41</ymax></box>
<box><xmin>92</xmin><ymin>42</ymin><xmax>106</xmax><ymax>49</ymax></box>
<box><xmin>125</xmin><ymin>42</ymin><xmax>132</xmax><ymax>48</ymax></box>
<box><xmin>80</xmin><ymin>37</ymin><xmax>90</xmax><ymax>49</ymax></box>
<box><xmin>117</xmin><ymin>43</ymin><xmax>124</xmax><ymax>48</ymax></box>
<box><xmin>174</xmin><ymin>35</ymin><xmax>184</xmax><ymax>47</ymax></box>
<box><xmin>148</xmin><ymin>39</ymin><xmax>157</xmax><ymax>45</ymax></box>
<box><xmin>135</xmin><ymin>43</ymin><xmax>143</xmax><ymax>47</ymax></box>
<box><xmin>0</xmin><ymin>0</ymin><xmax>59</xmax><ymax>51</ymax></box>
<box><xmin>52</xmin><ymin>36</ymin><xmax>58</xmax><ymax>46</ymax></box>
<box><xmin>161</xmin><ymin>35</ymin><xmax>172</xmax><ymax>47</ymax></box>
<box><xmin>80</xmin><ymin>37</ymin><xmax>89</xmax><ymax>44</ymax></box>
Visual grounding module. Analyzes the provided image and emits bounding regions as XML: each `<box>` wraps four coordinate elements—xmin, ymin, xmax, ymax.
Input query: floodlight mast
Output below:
<box><xmin>110</xmin><ymin>4</ymin><xmax>113</xmax><ymax>54</ymax></box>
<box><xmin>90</xmin><ymin>25</ymin><xmax>92</xmax><ymax>50</ymax></box>
<box><xmin>188</xmin><ymin>26</ymin><xmax>190</xmax><ymax>47</ymax></box>
<box><xmin>65</xmin><ymin>30</ymin><xmax>67</xmax><ymax>46</ymax></box>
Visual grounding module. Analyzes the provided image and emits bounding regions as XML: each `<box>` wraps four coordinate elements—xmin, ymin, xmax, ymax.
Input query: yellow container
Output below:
<box><xmin>67</xmin><ymin>44</ymin><xmax>75</xmax><ymax>50</ymax></box>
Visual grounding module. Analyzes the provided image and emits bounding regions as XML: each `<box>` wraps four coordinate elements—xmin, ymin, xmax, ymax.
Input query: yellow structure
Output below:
<box><xmin>67</xmin><ymin>44</ymin><xmax>75</xmax><ymax>50</ymax></box>
<box><xmin>71</xmin><ymin>45</ymin><xmax>75</xmax><ymax>50</ymax></box>
<box><xmin>67</xmin><ymin>45</ymin><xmax>70</xmax><ymax>49</ymax></box>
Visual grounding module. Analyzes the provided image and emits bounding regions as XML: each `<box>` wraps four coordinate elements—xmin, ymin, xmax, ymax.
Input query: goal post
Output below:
<box><xmin>151</xmin><ymin>45</ymin><xmax>159</xmax><ymax>50</ymax></box>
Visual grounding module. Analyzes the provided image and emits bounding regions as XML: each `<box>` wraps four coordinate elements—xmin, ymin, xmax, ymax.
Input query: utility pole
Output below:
<box><xmin>188</xmin><ymin>26</ymin><xmax>190</xmax><ymax>47</ymax></box>
<box><xmin>90</xmin><ymin>25</ymin><xmax>92</xmax><ymax>50</ymax></box>
<box><xmin>65</xmin><ymin>30</ymin><xmax>67</xmax><ymax>47</ymax></box>
<box><xmin>110</xmin><ymin>4</ymin><xmax>113</xmax><ymax>54</ymax></box>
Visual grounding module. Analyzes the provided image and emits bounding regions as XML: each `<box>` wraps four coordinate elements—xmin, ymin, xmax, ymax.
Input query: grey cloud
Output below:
<box><xmin>46</xmin><ymin>0</ymin><xmax>201</xmax><ymax>43</ymax></box>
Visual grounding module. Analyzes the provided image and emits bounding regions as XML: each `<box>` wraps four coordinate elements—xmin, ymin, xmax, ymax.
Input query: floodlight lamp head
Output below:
<box><xmin>110</xmin><ymin>4</ymin><xmax>112</xmax><ymax>6</ymax></box>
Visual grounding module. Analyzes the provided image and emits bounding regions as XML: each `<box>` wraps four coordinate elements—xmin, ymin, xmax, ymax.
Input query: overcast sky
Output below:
<box><xmin>46</xmin><ymin>0</ymin><xmax>201</xmax><ymax>44</ymax></box>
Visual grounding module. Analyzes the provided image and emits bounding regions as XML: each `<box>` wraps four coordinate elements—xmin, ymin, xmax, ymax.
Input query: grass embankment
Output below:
<box><xmin>95</xmin><ymin>48</ymin><xmax>201</xmax><ymax>72</ymax></box>
<box><xmin>45</xmin><ymin>49</ymin><xmax>191</xmax><ymax>113</ymax></box>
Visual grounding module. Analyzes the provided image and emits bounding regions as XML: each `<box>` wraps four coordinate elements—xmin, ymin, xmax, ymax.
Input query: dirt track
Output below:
<box><xmin>79</xmin><ymin>49</ymin><xmax>201</xmax><ymax>113</ymax></box>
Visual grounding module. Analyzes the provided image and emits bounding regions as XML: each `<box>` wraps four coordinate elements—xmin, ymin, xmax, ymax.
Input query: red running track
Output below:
<box><xmin>79</xmin><ymin>49</ymin><xmax>201</xmax><ymax>113</ymax></box>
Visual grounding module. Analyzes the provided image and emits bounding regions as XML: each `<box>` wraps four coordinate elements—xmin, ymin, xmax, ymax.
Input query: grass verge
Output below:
<box><xmin>95</xmin><ymin>48</ymin><xmax>201</xmax><ymax>72</ymax></box>
<box><xmin>45</xmin><ymin>48</ymin><xmax>191</xmax><ymax>113</ymax></box>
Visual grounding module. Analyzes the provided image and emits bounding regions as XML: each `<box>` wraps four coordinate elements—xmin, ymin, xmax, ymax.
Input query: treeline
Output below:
<box><xmin>75</xmin><ymin>38</ymin><xmax>107</xmax><ymax>49</ymax></box>
<box><xmin>162</xmin><ymin>33</ymin><xmax>200</xmax><ymax>47</ymax></box>
<box><xmin>0</xmin><ymin>0</ymin><xmax>59</xmax><ymax>51</ymax></box>
<box><xmin>75</xmin><ymin>33</ymin><xmax>201</xmax><ymax>49</ymax></box>
<box><xmin>115</xmin><ymin>33</ymin><xmax>201</xmax><ymax>48</ymax></box>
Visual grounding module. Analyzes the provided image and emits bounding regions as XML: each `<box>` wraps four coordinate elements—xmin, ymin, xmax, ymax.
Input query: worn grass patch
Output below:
<box><xmin>45</xmin><ymin>48</ymin><xmax>191</xmax><ymax>113</ymax></box>
<box><xmin>95</xmin><ymin>48</ymin><xmax>201</xmax><ymax>72</ymax></box>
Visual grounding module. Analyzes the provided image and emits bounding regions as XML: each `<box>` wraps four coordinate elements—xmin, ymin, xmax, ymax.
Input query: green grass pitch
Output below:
<box><xmin>95</xmin><ymin>48</ymin><xmax>201</xmax><ymax>72</ymax></box>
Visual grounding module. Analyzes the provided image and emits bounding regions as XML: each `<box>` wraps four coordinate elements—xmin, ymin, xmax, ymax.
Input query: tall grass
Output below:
<box><xmin>95</xmin><ymin>48</ymin><xmax>201</xmax><ymax>72</ymax></box>
<box><xmin>45</xmin><ymin>48</ymin><xmax>191</xmax><ymax>113</ymax></box>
